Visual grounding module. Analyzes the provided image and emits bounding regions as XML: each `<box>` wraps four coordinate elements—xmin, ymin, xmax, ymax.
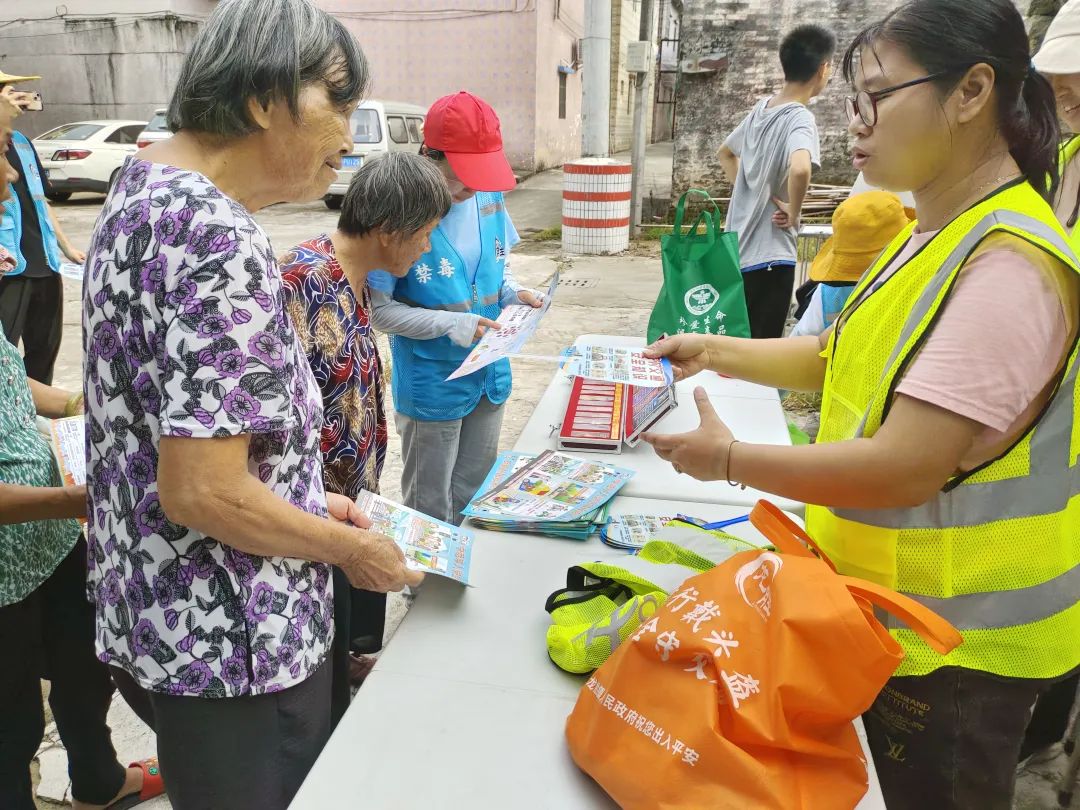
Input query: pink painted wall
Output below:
<box><xmin>316</xmin><ymin>0</ymin><xmax>539</xmax><ymax>170</ymax></box>
<box><xmin>532</xmin><ymin>0</ymin><xmax>585</xmax><ymax>171</ymax></box>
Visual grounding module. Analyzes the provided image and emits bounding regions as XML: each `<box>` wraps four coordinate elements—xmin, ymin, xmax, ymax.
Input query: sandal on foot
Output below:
<box><xmin>106</xmin><ymin>757</ymin><xmax>165</xmax><ymax>808</ymax></box>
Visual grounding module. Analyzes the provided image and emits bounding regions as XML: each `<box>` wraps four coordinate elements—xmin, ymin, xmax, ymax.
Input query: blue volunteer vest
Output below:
<box><xmin>0</xmin><ymin>132</ymin><xmax>62</xmax><ymax>276</ymax></box>
<box><xmin>388</xmin><ymin>192</ymin><xmax>513</xmax><ymax>420</ymax></box>
<box><xmin>819</xmin><ymin>283</ymin><xmax>856</xmax><ymax>329</ymax></box>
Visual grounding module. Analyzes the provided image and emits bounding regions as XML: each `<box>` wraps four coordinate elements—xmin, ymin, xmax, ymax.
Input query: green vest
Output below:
<box><xmin>1062</xmin><ymin>136</ymin><xmax>1080</xmax><ymax>249</ymax></box>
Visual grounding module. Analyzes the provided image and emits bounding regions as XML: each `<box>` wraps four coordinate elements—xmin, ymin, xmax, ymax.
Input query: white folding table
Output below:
<box><xmin>290</xmin><ymin>498</ymin><xmax>884</xmax><ymax>809</ymax></box>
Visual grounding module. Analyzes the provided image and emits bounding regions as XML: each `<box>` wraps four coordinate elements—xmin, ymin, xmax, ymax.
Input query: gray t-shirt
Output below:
<box><xmin>724</xmin><ymin>99</ymin><xmax>820</xmax><ymax>270</ymax></box>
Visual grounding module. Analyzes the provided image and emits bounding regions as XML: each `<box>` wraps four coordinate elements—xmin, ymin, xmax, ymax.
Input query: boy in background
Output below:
<box><xmin>717</xmin><ymin>24</ymin><xmax>836</xmax><ymax>338</ymax></box>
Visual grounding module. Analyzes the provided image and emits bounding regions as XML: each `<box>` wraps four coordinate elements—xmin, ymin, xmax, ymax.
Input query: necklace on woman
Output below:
<box><xmin>965</xmin><ymin>172</ymin><xmax>1022</xmax><ymax>202</ymax></box>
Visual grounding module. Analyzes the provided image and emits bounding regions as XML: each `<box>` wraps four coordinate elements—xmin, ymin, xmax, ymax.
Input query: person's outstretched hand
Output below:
<box><xmin>642</xmin><ymin>387</ymin><xmax>735</xmax><ymax>481</ymax></box>
<box><xmin>517</xmin><ymin>289</ymin><xmax>544</xmax><ymax>308</ymax></box>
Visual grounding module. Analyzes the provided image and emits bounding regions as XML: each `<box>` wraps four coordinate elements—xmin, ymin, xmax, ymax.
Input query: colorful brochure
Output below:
<box><xmin>565</xmin><ymin>344</ymin><xmax>673</xmax><ymax>388</ymax></box>
<box><xmin>354</xmin><ymin>491</ymin><xmax>473</xmax><ymax>585</ymax></box>
<box><xmin>446</xmin><ymin>272</ymin><xmax>560</xmax><ymax>381</ymax></box>
<box><xmin>600</xmin><ymin>514</ymin><xmax>678</xmax><ymax>551</ymax></box>
<box><xmin>464</xmin><ymin>449</ymin><xmax>633</xmax><ymax>523</ymax></box>
<box><xmin>465</xmin><ymin>452</ymin><xmax>614</xmax><ymax>540</ymax></box>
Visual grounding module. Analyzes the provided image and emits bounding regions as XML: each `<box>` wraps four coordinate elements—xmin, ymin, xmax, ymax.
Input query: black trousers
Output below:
<box><xmin>864</xmin><ymin>665</ymin><xmax>1077</xmax><ymax>810</ymax></box>
<box><xmin>329</xmin><ymin>566</ymin><xmax>387</xmax><ymax>727</ymax></box>
<box><xmin>0</xmin><ymin>538</ymin><xmax>126</xmax><ymax>809</ymax></box>
<box><xmin>741</xmin><ymin>263</ymin><xmax>796</xmax><ymax>339</ymax></box>
<box><xmin>1020</xmin><ymin>671</ymin><xmax>1079</xmax><ymax>759</ymax></box>
<box><xmin>112</xmin><ymin>659</ymin><xmax>332</xmax><ymax>810</ymax></box>
<box><xmin>0</xmin><ymin>273</ymin><xmax>64</xmax><ymax>384</ymax></box>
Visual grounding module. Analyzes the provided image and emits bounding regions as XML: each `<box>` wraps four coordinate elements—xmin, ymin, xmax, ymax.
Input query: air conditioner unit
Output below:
<box><xmin>626</xmin><ymin>41</ymin><xmax>653</xmax><ymax>73</ymax></box>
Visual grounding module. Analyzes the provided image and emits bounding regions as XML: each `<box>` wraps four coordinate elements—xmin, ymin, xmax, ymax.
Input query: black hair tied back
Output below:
<box><xmin>1008</xmin><ymin>62</ymin><xmax>1062</xmax><ymax>203</ymax></box>
<box><xmin>844</xmin><ymin>0</ymin><xmax>1061</xmax><ymax>202</ymax></box>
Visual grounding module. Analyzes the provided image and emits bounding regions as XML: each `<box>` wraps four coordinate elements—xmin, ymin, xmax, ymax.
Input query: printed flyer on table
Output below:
<box><xmin>464</xmin><ymin>450</ymin><xmax>634</xmax><ymax>523</ymax></box>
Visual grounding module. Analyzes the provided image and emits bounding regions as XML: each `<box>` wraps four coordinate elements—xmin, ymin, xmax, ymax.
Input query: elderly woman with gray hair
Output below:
<box><xmin>280</xmin><ymin>152</ymin><xmax>450</xmax><ymax>724</ymax></box>
<box><xmin>81</xmin><ymin>0</ymin><xmax>416</xmax><ymax>806</ymax></box>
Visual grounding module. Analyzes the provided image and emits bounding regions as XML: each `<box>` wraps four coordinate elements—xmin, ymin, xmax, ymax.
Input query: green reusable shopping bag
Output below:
<box><xmin>647</xmin><ymin>189</ymin><xmax>751</xmax><ymax>342</ymax></box>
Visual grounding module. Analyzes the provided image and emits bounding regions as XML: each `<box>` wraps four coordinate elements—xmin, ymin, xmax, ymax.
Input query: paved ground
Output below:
<box><xmin>28</xmin><ymin>142</ymin><xmax>1073</xmax><ymax>807</ymax></box>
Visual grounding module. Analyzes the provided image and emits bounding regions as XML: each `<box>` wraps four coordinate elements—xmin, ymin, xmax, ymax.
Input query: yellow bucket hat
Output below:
<box><xmin>810</xmin><ymin>191</ymin><xmax>914</xmax><ymax>283</ymax></box>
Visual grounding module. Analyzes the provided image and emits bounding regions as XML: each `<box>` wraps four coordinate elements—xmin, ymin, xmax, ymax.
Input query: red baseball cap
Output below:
<box><xmin>424</xmin><ymin>91</ymin><xmax>516</xmax><ymax>192</ymax></box>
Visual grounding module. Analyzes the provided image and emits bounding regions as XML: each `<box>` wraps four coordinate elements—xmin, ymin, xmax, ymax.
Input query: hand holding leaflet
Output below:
<box><xmin>354</xmin><ymin>491</ymin><xmax>474</xmax><ymax>585</ymax></box>
<box><xmin>565</xmin><ymin>344</ymin><xmax>674</xmax><ymax>388</ymax></box>
<box><xmin>446</xmin><ymin>272</ymin><xmax>560</xmax><ymax>381</ymax></box>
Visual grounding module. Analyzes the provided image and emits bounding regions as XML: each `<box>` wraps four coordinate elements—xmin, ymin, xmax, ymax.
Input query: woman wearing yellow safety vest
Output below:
<box><xmin>643</xmin><ymin>2</ymin><xmax>1080</xmax><ymax>808</ymax></box>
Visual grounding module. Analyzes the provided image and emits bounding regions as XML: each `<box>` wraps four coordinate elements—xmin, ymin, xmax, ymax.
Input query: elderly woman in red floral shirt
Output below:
<box><xmin>281</xmin><ymin>151</ymin><xmax>451</xmax><ymax>722</ymax></box>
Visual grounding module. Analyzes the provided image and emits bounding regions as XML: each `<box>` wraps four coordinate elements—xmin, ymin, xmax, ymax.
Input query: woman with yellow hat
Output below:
<box><xmin>790</xmin><ymin>191</ymin><xmax>913</xmax><ymax>337</ymax></box>
<box><xmin>643</xmin><ymin>1</ymin><xmax>1080</xmax><ymax>807</ymax></box>
<box><xmin>1034</xmin><ymin>0</ymin><xmax>1080</xmax><ymax>247</ymax></box>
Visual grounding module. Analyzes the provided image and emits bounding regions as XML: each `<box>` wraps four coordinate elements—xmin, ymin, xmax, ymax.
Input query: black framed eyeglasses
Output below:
<box><xmin>845</xmin><ymin>71</ymin><xmax>953</xmax><ymax>127</ymax></box>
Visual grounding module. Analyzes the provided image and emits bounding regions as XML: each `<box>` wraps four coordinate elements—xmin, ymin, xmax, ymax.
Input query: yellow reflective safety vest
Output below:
<box><xmin>806</xmin><ymin>180</ymin><xmax>1080</xmax><ymax>679</ymax></box>
<box><xmin>1062</xmin><ymin>136</ymin><xmax>1080</xmax><ymax>249</ymax></box>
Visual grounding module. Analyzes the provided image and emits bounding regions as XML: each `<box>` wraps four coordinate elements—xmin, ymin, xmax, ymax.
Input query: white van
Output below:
<box><xmin>325</xmin><ymin>99</ymin><xmax>429</xmax><ymax>210</ymax></box>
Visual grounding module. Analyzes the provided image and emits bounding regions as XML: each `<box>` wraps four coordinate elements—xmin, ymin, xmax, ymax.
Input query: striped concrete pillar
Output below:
<box><xmin>561</xmin><ymin>158</ymin><xmax>632</xmax><ymax>254</ymax></box>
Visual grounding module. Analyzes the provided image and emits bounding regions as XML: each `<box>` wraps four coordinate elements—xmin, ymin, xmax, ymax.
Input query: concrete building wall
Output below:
<box><xmin>316</xmin><ymin>0</ymin><xmax>539</xmax><ymax>172</ymax></box>
<box><xmin>0</xmin><ymin>0</ymin><xmax>215</xmax><ymax>16</ymax></box>
<box><xmin>651</xmin><ymin>0</ymin><xmax>680</xmax><ymax>143</ymax></box>
<box><xmin>673</xmin><ymin>0</ymin><xmax>901</xmax><ymax>198</ymax></box>
<box><xmin>608</xmin><ymin>0</ymin><xmax>632</xmax><ymax>152</ymax></box>
<box><xmin>0</xmin><ymin>0</ymin><xmax>627</xmax><ymax>173</ymax></box>
<box><xmin>608</xmin><ymin>0</ymin><xmax>656</xmax><ymax>153</ymax></box>
<box><xmin>533</xmin><ymin>0</ymin><xmax>585</xmax><ymax>172</ymax></box>
<box><xmin>0</xmin><ymin>10</ymin><xmax>207</xmax><ymax>138</ymax></box>
<box><xmin>672</xmin><ymin>0</ymin><xmax>1036</xmax><ymax>198</ymax></box>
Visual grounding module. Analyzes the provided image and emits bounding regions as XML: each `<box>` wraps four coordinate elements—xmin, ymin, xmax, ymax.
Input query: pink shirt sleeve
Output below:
<box><xmin>895</xmin><ymin>247</ymin><xmax>1069</xmax><ymax>434</ymax></box>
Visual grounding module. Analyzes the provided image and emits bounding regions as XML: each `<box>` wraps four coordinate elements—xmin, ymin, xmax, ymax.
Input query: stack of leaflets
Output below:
<box><xmin>354</xmin><ymin>491</ymin><xmax>474</xmax><ymax>585</ymax></box>
<box><xmin>463</xmin><ymin>450</ymin><xmax>634</xmax><ymax>540</ymax></box>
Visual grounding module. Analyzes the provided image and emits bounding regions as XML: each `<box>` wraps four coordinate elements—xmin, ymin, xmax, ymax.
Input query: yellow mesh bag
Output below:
<box><xmin>545</xmin><ymin>525</ymin><xmax>755</xmax><ymax>673</ymax></box>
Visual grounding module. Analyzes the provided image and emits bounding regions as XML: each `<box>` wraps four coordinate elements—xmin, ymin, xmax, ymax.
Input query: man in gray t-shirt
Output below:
<box><xmin>718</xmin><ymin>24</ymin><xmax>836</xmax><ymax>339</ymax></box>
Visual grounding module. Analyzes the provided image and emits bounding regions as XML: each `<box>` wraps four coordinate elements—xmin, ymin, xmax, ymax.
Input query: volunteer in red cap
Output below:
<box><xmin>369</xmin><ymin>91</ymin><xmax>543</xmax><ymax>525</ymax></box>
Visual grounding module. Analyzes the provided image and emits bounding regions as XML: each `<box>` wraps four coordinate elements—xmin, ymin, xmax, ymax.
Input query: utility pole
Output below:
<box><xmin>628</xmin><ymin>0</ymin><xmax>656</xmax><ymax>236</ymax></box>
<box><xmin>581</xmin><ymin>0</ymin><xmax>611</xmax><ymax>157</ymax></box>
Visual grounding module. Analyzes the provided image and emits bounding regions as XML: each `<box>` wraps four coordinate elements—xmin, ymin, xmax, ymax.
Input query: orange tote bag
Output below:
<box><xmin>566</xmin><ymin>501</ymin><xmax>962</xmax><ymax>810</ymax></box>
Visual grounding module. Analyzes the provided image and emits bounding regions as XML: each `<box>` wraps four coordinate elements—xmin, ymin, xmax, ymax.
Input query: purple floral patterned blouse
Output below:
<box><xmin>82</xmin><ymin>157</ymin><xmax>333</xmax><ymax>697</ymax></box>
